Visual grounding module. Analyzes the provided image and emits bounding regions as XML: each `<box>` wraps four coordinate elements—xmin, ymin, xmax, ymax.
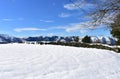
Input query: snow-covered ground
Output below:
<box><xmin>0</xmin><ymin>44</ymin><xmax>120</xmax><ymax>79</ymax></box>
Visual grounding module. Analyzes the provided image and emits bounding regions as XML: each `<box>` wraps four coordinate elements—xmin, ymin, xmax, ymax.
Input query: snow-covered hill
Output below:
<box><xmin>0</xmin><ymin>44</ymin><xmax>120</xmax><ymax>79</ymax></box>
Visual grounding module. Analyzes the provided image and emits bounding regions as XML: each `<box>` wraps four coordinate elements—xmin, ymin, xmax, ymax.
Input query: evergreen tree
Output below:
<box><xmin>82</xmin><ymin>35</ymin><xmax>91</xmax><ymax>43</ymax></box>
<box><xmin>74</xmin><ymin>36</ymin><xmax>79</xmax><ymax>43</ymax></box>
<box><xmin>110</xmin><ymin>14</ymin><xmax>120</xmax><ymax>45</ymax></box>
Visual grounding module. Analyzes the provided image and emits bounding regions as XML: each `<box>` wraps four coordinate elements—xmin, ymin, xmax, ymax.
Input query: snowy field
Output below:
<box><xmin>0</xmin><ymin>44</ymin><xmax>120</xmax><ymax>79</ymax></box>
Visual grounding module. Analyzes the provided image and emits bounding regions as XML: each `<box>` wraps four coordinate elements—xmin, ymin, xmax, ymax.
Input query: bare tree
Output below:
<box><xmin>69</xmin><ymin>0</ymin><xmax>120</xmax><ymax>26</ymax></box>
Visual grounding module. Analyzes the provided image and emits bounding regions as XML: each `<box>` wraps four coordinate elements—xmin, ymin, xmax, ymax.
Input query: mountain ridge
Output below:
<box><xmin>0</xmin><ymin>34</ymin><xmax>116</xmax><ymax>45</ymax></box>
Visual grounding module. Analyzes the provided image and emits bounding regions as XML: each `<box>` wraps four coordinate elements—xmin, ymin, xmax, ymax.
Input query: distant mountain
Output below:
<box><xmin>25</xmin><ymin>36</ymin><xmax>116</xmax><ymax>45</ymax></box>
<box><xmin>0</xmin><ymin>34</ymin><xmax>24</xmax><ymax>44</ymax></box>
<box><xmin>90</xmin><ymin>36</ymin><xmax>116</xmax><ymax>45</ymax></box>
<box><xmin>24</xmin><ymin>36</ymin><xmax>75</xmax><ymax>43</ymax></box>
<box><xmin>0</xmin><ymin>34</ymin><xmax>117</xmax><ymax>45</ymax></box>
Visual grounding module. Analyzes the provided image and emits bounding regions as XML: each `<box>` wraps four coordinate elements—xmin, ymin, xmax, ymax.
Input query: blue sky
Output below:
<box><xmin>0</xmin><ymin>0</ymin><xmax>111</xmax><ymax>37</ymax></box>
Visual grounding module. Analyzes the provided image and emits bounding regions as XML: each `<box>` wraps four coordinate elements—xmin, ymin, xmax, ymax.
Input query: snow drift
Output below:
<box><xmin>0</xmin><ymin>44</ymin><xmax>120</xmax><ymax>79</ymax></box>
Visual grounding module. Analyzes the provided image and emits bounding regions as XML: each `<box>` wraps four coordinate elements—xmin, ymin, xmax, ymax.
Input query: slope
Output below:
<box><xmin>0</xmin><ymin>44</ymin><xmax>120</xmax><ymax>79</ymax></box>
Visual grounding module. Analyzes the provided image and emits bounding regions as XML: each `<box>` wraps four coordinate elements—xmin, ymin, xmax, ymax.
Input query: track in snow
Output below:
<box><xmin>0</xmin><ymin>44</ymin><xmax>120</xmax><ymax>79</ymax></box>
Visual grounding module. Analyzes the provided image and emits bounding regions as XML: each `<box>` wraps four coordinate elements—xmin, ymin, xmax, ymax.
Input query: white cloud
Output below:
<box><xmin>14</xmin><ymin>27</ymin><xmax>46</xmax><ymax>32</ymax></box>
<box><xmin>80</xmin><ymin>29</ymin><xmax>87</xmax><ymax>33</ymax></box>
<box><xmin>50</xmin><ymin>21</ymin><xmax>97</xmax><ymax>33</ymax></box>
<box><xmin>64</xmin><ymin>1</ymin><xmax>95</xmax><ymax>11</ymax></box>
<box><xmin>59</xmin><ymin>13</ymin><xmax>71</xmax><ymax>18</ymax></box>
<box><xmin>40</xmin><ymin>20</ymin><xmax>54</xmax><ymax>23</ymax></box>
<box><xmin>51</xmin><ymin>26</ymin><xmax>67</xmax><ymax>30</ymax></box>
<box><xmin>1</xmin><ymin>18</ymin><xmax>24</xmax><ymax>22</ymax></box>
<box><xmin>65</xmin><ymin>22</ymin><xmax>89</xmax><ymax>32</ymax></box>
<box><xmin>18</xmin><ymin>18</ymin><xmax>24</xmax><ymax>21</ymax></box>
<box><xmin>64</xmin><ymin>21</ymin><xmax>106</xmax><ymax>33</ymax></box>
<box><xmin>64</xmin><ymin>3</ymin><xmax>80</xmax><ymax>10</ymax></box>
<box><xmin>2</xmin><ymin>19</ymin><xmax>13</xmax><ymax>21</ymax></box>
